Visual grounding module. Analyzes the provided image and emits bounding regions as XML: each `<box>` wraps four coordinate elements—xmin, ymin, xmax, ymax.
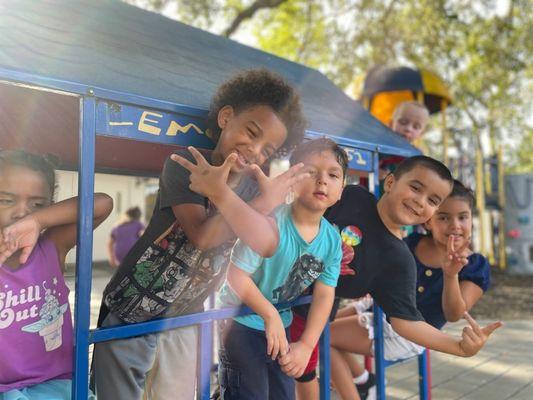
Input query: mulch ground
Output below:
<box><xmin>470</xmin><ymin>267</ymin><xmax>533</xmax><ymax>321</ymax></box>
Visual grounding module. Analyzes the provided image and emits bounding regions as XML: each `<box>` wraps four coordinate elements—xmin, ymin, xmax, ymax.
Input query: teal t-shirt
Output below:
<box><xmin>217</xmin><ymin>205</ymin><xmax>342</xmax><ymax>330</ymax></box>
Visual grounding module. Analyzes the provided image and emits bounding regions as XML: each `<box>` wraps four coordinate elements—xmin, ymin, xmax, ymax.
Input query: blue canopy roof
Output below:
<box><xmin>0</xmin><ymin>0</ymin><xmax>419</xmax><ymax>158</ymax></box>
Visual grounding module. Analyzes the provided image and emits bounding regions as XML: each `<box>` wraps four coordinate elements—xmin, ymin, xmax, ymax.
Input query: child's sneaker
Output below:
<box><xmin>356</xmin><ymin>372</ymin><xmax>376</xmax><ymax>400</ymax></box>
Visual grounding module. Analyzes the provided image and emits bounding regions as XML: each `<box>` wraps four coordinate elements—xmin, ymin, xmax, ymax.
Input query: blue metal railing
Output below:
<box><xmin>372</xmin><ymin>304</ymin><xmax>431</xmax><ymax>400</ymax></box>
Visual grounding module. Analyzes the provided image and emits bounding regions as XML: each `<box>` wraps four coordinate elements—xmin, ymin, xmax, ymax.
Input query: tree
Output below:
<box><xmin>127</xmin><ymin>0</ymin><xmax>532</xmax><ymax>172</ymax></box>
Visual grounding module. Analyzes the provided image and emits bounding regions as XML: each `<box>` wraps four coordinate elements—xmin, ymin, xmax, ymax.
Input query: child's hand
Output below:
<box><xmin>264</xmin><ymin>313</ymin><xmax>289</xmax><ymax>360</ymax></box>
<box><xmin>170</xmin><ymin>147</ymin><xmax>237</xmax><ymax>198</ymax></box>
<box><xmin>249</xmin><ymin>162</ymin><xmax>310</xmax><ymax>210</ymax></box>
<box><xmin>0</xmin><ymin>216</ymin><xmax>41</xmax><ymax>264</ymax></box>
<box><xmin>442</xmin><ymin>235</ymin><xmax>471</xmax><ymax>277</ymax></box>
<box><xmin>458</xmin><ymin>312</ymin><xmax>502</xmax><ymax>357</ymax></box>
<box><xmin>278</xmin><ymin>340</ymin><xmax>314</xmax><ymax>378</ymax></box>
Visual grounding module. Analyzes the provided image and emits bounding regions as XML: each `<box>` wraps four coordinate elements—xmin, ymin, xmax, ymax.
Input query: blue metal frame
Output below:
<box><xmin>0</xmin><ymin>65</ymin><xmax>422</xmax><ymax>400</ymax></box>
<box><xmin>71</xmin><ymin>96</ymin><xmax>96</xmax><ymax>400</ymax></box>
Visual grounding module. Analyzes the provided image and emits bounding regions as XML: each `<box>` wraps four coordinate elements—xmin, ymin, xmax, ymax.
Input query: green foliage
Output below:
<box><xmin>127</xmin><ymin>0</ymin><xmax>532</xmax><ymax>171</ymax></box>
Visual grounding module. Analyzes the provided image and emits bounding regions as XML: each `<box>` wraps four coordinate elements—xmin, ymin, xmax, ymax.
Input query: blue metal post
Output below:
<box><xmin>418</xmin><ymin>350</ymin><xmax>429</xmax><ymax>400</ymax></box>
<box><xmin>318</xmin><ymin>322</ymin><xmax>331</xmax><ymax>400</ymax></box>
<box><xmin>72</xmin><ymin>95</ymin><xmax>96</xmax><ymax>399</ymax></box>
<box><xmin>373</xmin><ymin>305</ymin><xmax>386</xmax><ymax>400</ymax></box>
<box><xmin>370</xmin><ymin>150</ymin><xmax>387</xmax><ymax>400</ymax></box>
<box><xmin>198</xmin><ymin>320</ymin><xmax>214</xmax><ymax>400</ymax></box>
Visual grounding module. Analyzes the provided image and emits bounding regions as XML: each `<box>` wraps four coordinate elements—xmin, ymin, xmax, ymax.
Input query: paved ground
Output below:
<box><xmin>358</xmin><ymin>320</ymin><xmax>533</xmax><ymax>400</ymax></box>
<box><xmin>67</xmin><ymin>266</ymin><xmax>533</xmax><ymax>399</ymax></box>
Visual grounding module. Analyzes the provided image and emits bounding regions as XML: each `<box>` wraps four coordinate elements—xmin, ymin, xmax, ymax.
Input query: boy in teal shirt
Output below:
<box><xmin>217</xmin><ymin>138</ymin><xmax>347</xmax><ymax>400</ymax></box>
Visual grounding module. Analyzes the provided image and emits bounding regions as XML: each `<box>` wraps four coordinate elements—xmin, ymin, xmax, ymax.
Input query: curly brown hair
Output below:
<box><xmin>206</xmin><ymin>69</ymin><xmax>306</xmax><ymax>152</ymax></box>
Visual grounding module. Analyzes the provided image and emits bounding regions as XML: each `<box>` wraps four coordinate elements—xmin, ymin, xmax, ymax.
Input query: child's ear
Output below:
<box><xmin>383</xmin><ymin>173</ymin><xmax>395</xmax><ymax>193</ymax></box>
<box><xmin>217</xmin><ymin>105</ymin><xmax>234</xmax><ymax>129</ymax></box>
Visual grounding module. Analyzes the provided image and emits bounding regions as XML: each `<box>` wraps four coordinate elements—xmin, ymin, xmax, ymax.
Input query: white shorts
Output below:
<box><xmin>358</xmin><ymin>311</ymin><xmax>424</xmax><ymax>362</ymax></box>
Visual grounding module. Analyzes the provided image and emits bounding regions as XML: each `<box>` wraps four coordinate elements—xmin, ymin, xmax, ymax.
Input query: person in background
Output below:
<box><xmin>107</xmin><ymin>206</ymin><xmax>144</xmax><ymax>268</ymax></box>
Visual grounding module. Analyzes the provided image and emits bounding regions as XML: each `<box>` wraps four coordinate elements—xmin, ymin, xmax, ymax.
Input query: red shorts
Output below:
<box><xmin>290</xmin><ymin>313</ymin><xmax>318</xmax><ymax>381</ymax></box>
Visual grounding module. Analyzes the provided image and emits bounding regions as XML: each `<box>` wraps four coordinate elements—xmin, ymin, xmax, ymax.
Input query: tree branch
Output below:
<box><xmin>223</xmin><ymin>0</ymin><xmax>289</xmax><ymax>37</ymax></box>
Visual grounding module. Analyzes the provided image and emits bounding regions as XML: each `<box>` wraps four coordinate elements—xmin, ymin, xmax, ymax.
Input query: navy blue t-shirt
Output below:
<box><xmin>405</xmin><ymin>233</ymin><xmax>491</xmax><ymax>329</ymax></box>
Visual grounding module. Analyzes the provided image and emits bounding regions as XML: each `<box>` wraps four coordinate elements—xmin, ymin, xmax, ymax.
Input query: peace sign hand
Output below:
<box><xmin>442</xmin><ymin>235</ymin><xmax>471</xmax><ymax>277</ymax></box>
<box><xmin>171</xmin><ymin>146</ymin><xmax>237</xmax><ymax>198</ymax></box>
<box><xmin>459</xmin><ymin>312</ymin><xmax>503</xmax><ymax>357</ymax></box>
<box><xmin>249</xmin><ymin>163</ymin><xmax>310</xmax><ymax>211</ymax></box>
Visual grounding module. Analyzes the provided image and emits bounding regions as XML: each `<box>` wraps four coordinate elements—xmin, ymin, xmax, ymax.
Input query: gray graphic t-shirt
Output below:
<box><xmin>103</xmin><ymin>149</ymin><xmax>257</xmax><ymax>323</ymax></box>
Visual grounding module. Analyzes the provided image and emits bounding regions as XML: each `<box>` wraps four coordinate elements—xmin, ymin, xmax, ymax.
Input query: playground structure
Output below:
<box><xmin>0</xmin><ymin>1</ymin><xmax>425</xmax><ymax>399</ymax></box>
<box><xmin>504</xmin><ymin>174</ymin><xmax>533</xmax><ymax>274</ymax></box>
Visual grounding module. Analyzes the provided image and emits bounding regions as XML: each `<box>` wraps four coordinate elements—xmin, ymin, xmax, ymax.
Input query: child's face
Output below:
<box><xmin>390</xmin><ymin>105</ymin><xmax>428</xmax><ymax>143</ymax></box>
<box><xmin>0</xmin><ymin>166</ymin><xmax>51</xmax><ymax>228</ymax></box>
<box><xmin>293</xmin><ymin>150</ymin><xmax>344</xmax><ymax>213</ymax></box>
<box><xmin>425</xmin><ymin>197</ymin><xmax>472</xmax><ymax>250</ymax></box>
<box><xmin>214</xmin><ymin>105</ymin><xmax>288</xmax><ymax>172</ymax></box>
<box><xmin>383</xmin><ymin>166</ymin><xmax>452</xmax><ymax>227</ymax></box>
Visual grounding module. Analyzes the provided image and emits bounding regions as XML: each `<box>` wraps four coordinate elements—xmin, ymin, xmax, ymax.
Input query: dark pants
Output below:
<box><xmin>218</xmin><ymin>321</ymin><xmax>295</xmax><ymax>400</ymax></box>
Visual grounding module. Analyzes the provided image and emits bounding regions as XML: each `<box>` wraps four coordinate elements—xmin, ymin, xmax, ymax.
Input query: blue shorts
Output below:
<box><xmin>218</xmin><ymin>320</ymin><xmax>294</xmax><ymax>400</ymax></box>
<box><xmin>0</xmin><ymin>379</ymin><xmax>95</xmax><ymax>400</ymax></box>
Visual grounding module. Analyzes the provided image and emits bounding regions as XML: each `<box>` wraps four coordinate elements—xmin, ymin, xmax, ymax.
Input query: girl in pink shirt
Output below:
<box><xmin>0</xmin><ymin>150</ymin><xmax>112</xmax><ymax>399</ymax></box>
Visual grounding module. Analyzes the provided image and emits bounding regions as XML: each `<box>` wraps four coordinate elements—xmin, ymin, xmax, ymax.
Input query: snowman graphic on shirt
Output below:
<box><xmin>21</xmin><ymin>280</ymin><xmax>68</xmax><ymax>352</ymax></box>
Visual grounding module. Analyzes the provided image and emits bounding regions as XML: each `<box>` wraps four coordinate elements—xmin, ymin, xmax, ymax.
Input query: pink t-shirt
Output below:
<box><xmin>0</xmin><ymin>237</ymin><xmax>73</xmax><ymax>392</ymax></box>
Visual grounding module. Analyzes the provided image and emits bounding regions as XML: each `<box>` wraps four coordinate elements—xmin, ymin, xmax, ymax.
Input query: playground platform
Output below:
<box><xmin>67</xmin><ymin>265</ymin><xmax>533</xmax><ymax>400</ymax></box>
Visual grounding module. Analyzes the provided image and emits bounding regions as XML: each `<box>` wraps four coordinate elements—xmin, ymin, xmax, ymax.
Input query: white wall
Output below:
<box><xmin>55</xmin><ymin>171</ymin><xmax>158</xmax><ymax>263</ymax></box>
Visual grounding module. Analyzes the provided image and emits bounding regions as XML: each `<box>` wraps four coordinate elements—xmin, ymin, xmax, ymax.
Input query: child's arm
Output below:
<box><xmin>0</xmin><ymin>194</ymin><xmax>113</xmax><ymax>268</ymax></box>
<box><xmin>226</xmin><ymin>262</ymin><xmax>289</xmax><ymax>360</ymax></box>
<box><xmin>171</xmin><ymin>147</ymin><xmax>307</xmax><ymax>256</ymax></box>
<box><xmin>107</xmin><ymin>236</ymin><xmax>118</xmax><ymax>267</ymax></box>
<box><xmin>441</xmin><ymin>235</ymin><xmax>484</xmax><ymax>322</ymax></box>
<box><xmin>279</xmin><ymin>281</ymin><xmax>335</xmax><ymax>378</ymax></box>
<box><xmin>390</xmin><ymin>313</ymin><xmax>502</xmax><ymax>357</ymax></box>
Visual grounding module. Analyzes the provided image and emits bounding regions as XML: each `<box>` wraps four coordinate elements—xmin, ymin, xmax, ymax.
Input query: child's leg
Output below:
<box><xmin>0</xmin><ymin>379</ymin><xmax>95</xmax><ymax>400</ymax></box>
<box><xmin>267</xmin><ymin>355</ymin><xmax>295</xmax><ymax>400</ymax></box>
<box><xmin>218</xmin><ymin>321</ymin><xmax>270</xmax><ymax>400</ymax></box>
<box><xmin>93</xmin><ymin>313</ymin><xmax>157</xmax><ymax>400</ymax></box>
<box><xmin>330</xmin><ymin>315</ymin><xmax>372</xmax><ymax>355</ymax></box>
<box><xmin>295</xmin><ymin>378</ymin><xmax>319</xmax><ymax>400</ymax></box>
<box><xmin>143</xmin><ymin>325</ymin><xmax>198</xmax><ymax>400</ymax></box>
<box><xmin>290</xmin><ymin>313</ymin><xmax>319</xmax><ymax>400</ymax></box>
<box><xmin>330</xmin><ymin>347</ymin><xmax>362</xmax><ymax>400</ymax></box>
<box><xmin>342</xmin><ymin>352</ymin><xmax>366</xmax><ymax>378</ymax></box>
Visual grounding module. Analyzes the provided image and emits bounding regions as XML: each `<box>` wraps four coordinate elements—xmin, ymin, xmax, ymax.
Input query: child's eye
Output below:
<box><xmin>329</xmin><ymin>173</ymin><xmax>340</xmax><ymax>179</ymax></box>
<box><xmin>429</xmin><ymin>198</ymin><xmax>439</xmax><ymax>206</ymax></box>
<box><xmin>410</xmin><ymin>185</ymin><xmax>420</xmax><ymax>192</ymax></box>
<box><xmin>0</xmin><ymin>198</ymin><xmax>14</xmax><ymax>206</ymax></box>
<box><xmin>247</xmin><ymin>128</ymin><xmax>257</xmax><ymax>137</ymax></box>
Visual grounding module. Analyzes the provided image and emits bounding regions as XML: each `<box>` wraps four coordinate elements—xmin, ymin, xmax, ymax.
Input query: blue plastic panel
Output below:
<box><xmin>95</xmin><ymin>101</ymin><xmax>215</xmax><ymax>149</ymax></box>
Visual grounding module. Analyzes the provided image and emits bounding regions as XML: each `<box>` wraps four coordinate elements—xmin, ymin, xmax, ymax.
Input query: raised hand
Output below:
<box><xmin>0</xmin><ymin>216</ymin><xmax>41</xmax><ymax>265</ymax></box>
<box><xmin>249</xmin><ymin>162</ymin><xmax>310</xmax><ymax>211</ymax></box>
<box><xmin>442</xmin><ymin>234</ymin><xmax>471</xmax><ymax>277</ymax></box>
<box><xmin>459</xmin><ymin>312</ymin><xmax>502</xmax><ymax>357</ymax></box>
<box><xmin>278</xmin><ymin>341</ymin><xmax>314</xmax><ymax>378</ymax></box>
<box><xmin>170</xmin><ymin>146</ymin><xmax>237</xmax><ymax>198</ymax></box>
